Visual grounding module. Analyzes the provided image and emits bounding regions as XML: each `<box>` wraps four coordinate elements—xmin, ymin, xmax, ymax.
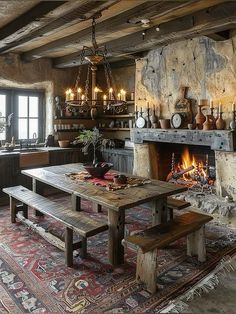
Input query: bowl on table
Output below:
<box><xmin>83</xmin><ymin>162</ymin><xmax>113</xmax><ymax>178</ymax></box>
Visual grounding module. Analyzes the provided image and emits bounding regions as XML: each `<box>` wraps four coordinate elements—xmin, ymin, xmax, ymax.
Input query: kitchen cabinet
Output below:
<box><xmin>0</xmin><ymin>154</ymin><xmax>19</xmax><ymax>197</ymax></box>
<box><xmin>102</xmin><ymin>148</ymin><xmax>134</xmax><ymax>174</ymax></box>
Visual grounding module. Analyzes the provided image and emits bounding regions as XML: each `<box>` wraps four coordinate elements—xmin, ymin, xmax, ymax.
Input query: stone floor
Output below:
<box><xmin>168</xmin><ymin>191</ymin><xmax>236</xmax><ymax>313</ymax></box>
<box><xmin>186</xmin><ymin>271</ymin><xmax>236</xmax><ymax>314</ymax></box>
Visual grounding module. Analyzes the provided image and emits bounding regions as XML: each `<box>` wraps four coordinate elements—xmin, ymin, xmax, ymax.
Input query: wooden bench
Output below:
<box><xmin>125</xmin><ymin>211</ymin><xmax>213</xmax><ymax>294</ymax></box>
<box><xmin>167</xmin><ymin>197</ymin><xmax>190</xmax><ymax>219</ymax></box>
<box><xmin>3</xmin><ymin>185</ymin><xmax>108</xmax><ymax>267</ymax></box>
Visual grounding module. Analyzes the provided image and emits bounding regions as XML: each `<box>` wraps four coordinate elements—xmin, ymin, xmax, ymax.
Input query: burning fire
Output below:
<box><xmin>167</xmin><ymin>147</ymin><xmax>213</xmax><ymax>186</ymax></box>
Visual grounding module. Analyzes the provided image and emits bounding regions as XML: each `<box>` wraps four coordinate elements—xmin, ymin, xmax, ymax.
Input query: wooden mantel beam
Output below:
<box><xmin>53</xmin><ymin>1</ymin><xmax>236</xmax><ymax>68</ymax></box>
<box><xmin>0</xmin><ymin>0</ymin><xmax>118</xmax><ymax>54</ymax></box>
<box><xmin>21</xmin><ymin>0</ymin><xmax>217</xmax><ymax>62</ymax></box>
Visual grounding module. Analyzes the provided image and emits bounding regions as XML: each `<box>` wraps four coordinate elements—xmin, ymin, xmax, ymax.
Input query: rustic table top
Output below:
<box><xmin>22</xmin><ymin>163</ymin><xmax>187</xmax><ymax>211</ymax></box>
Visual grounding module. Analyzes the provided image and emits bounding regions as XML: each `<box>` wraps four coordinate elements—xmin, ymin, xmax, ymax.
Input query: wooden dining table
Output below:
<box><xmin>22</xmin><ymin>163</ymin><xmax>187</xmax><ymax>266</ymax></box>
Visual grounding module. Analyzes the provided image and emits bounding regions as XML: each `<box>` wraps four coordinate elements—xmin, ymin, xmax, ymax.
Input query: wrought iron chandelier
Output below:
<box><xmin>65</xmin><ymin>16</ymin><xmax>127</xmax><ymax>119</ymax></box>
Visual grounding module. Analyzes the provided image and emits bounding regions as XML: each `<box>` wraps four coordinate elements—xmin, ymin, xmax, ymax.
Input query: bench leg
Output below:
<box><xmin>136</xmin><ymin>248</ymin><xmax>158</xmax><ymax>294</ymax></box>
<box><xmin>187</xmin><ymin>226</ymin><xmax>206</xmax><ymax>262</ymax></box>
<box><xmin>32</xmin><ymin>179</ymin><xmax>44</xmax><ymax>217</ymax></box>
<box><xmin>65</xmin><ymin>227</ymin><xmax>73</xmax><ymax>267</ymax></box>
<box><xmin>10</xmin><ymin>196</ymin><xmax>17</xmax><ymax>223</ymax></box>
<box><xmin>16</xmin><ymin>203</ymin><xmax>28</xmax><ymax>219</ymax></box>
<box><xmin>80</xmin><ymin>237</ymin><xmax>87</xmax><ymax>258</ymax></box>
<box><xmin>92</xmin><ymin>202</ymin><xmax>102</xmax><ymax>213</ymax></box>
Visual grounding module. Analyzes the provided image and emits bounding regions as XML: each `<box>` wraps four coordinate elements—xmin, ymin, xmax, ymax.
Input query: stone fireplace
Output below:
<box><xmin>131</xmin><ymin>128</ymin><xmax>236</xmax><ymax>201</ymax></box>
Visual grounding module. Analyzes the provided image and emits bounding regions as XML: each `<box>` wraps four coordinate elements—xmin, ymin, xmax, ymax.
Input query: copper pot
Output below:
<box><xmin>159</xmin><ymin>119</ymin><xmax>170</xmax><ymax>129</ymax></box>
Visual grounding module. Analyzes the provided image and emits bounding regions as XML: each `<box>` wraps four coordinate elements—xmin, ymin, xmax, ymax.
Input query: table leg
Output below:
<box><xmin>151</xmin><ymin>197</ymin><xmax>168</xmax><ymax>225</ymax></box>
<box><xmin>71</xmin><ymin>194</ymin><xmax>81</xmax><ymax>211</ymax></box>
<box><xmin>32</xmin><ymin>178</ymin><xmax>44</xmax><ymax>217</ymax></box>
<box><xmin>108</xmin><ymin>209</ymin><xmax>125</xmax><ymax>266</ymax></box>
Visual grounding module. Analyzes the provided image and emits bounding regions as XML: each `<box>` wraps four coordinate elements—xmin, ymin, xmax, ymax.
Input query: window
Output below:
<box><xmin>0</xmin><ymin>94</ymin><xmax>6</xmax><ymax>141</ymax></box>
<box><xmin>0</xmin><ymin>88</ymin><xmax>45</xmax><ymax>142</ymax></box>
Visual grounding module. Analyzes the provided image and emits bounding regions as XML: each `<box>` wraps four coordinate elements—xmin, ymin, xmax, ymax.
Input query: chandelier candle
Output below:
<box><xmin>77</xmin><ymin>88</ymin><xmax>82</xmax><ymax>101</ymax></box>
<box><xmin>103</xmin><ymin>95</ymin><xmax>107</xmax><ymax>106</ymax></box>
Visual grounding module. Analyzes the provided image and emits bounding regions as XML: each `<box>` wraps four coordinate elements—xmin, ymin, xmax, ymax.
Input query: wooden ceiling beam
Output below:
<box><xmin>206</xmin><ymin>30</ymin><xmax>230</xmax><ymax>41</ymax></box>
<box><xmin>21</xmin><ymin>0</ymin><xmax>206</xmax><ymax>62</ymax></box>
<box><xmin>0</xmin><ymin>0</ymin><xmax>118</xmax><ymax>54</ymax></box>
<box><xmin>52</xmin><ymin>1</ymin><xmax>236</xmax><ymax>68</ymax></box>
<box><xmin>0</xmin><ymin>1</ymin><xmax>66</xmax><ymax>43</ymax></box>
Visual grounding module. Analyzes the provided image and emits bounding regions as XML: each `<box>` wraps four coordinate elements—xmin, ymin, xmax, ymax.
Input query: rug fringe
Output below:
<box><xmin>160</xmin><ymin>254</ymin><xmax>236</xmax><ymax>313</ymax></box>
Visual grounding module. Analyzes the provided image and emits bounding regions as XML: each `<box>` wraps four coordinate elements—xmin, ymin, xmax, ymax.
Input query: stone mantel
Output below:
<box><xmin>130</xmin><ymin>129</ymin><xmax>236</xmax><ymax>152</ymax></box>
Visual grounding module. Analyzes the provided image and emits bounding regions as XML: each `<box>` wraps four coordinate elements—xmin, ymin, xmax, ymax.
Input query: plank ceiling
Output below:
<box><xmin>0</xmin><ymin>0</ymin><xmax>235</xmax><ymax>68</ymax></box>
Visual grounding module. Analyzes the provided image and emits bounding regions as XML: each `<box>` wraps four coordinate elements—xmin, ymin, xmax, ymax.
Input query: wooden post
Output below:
<box><xmin>32</xmin><ymin>178</ymin><xmax>44</xmax><ymax>217</ymax></box>
<box><xmin>151</xmin><ymin>197</ymin><xmax>168</xmax><ymax>225</ymax></box>
<box><xmin>71</xmin><ymin>194</ymin><xmax>81</xmax><ymax>211</ymax></box>
<box><xmin>136</xmin><ymin>248</ymin><xmax>158</xmax><ymax>294</ymax></box>
<box><xmin>65</xmin><ymin>227</ymin><xmax>73</xmax><ymax>267</ymax></box>
<box><xmin>187</xmin><ymin>226</ymin><xmax>206</xmax><ymax>262</ymax></box>
<box><xmin>10</xmin><ymin>196</ymin><xmax>17</xmax><ymax>223</ymax></box>
<box><xmin>108</xmin><ymin>209</ymin><xmax>125</xmax><ymax>266</ymax></box>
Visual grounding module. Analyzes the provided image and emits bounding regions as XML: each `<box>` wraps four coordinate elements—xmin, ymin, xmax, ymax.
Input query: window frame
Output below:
<box><xmin>0</xmin><ymin>88</ymin><xmax>45</xmax><ymax>143</ymax></box>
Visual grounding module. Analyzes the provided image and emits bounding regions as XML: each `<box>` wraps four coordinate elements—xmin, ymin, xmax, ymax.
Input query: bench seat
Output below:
<box><xmin>3</xmin><ymin>185</ymin><xmax>108</xmax><ymax>266</ymax></box>
<box><xmin>125</xmin><ymin>211</ymin><xmax>213</xmax><ymax>293</ymax></box>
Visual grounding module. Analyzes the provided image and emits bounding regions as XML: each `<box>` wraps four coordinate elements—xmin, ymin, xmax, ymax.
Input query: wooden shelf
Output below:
<box><xmin>100</xmin><ymin>128</ymin><xmax>130</xmax><ymax>131</ymax></box>
<box><xmin>102</xmin><ymin>114</ymin><xmax>134</xmax><ymax>118</ymax></box>
<box><xmin>54</xmin><ymin>117</ymin><xmax>92</xmax><ymax>123</ymax></box>
<box><xmin>55</xmin><ymin>129</ymin><xmax>80</xmax><ymax>133</ymax></box>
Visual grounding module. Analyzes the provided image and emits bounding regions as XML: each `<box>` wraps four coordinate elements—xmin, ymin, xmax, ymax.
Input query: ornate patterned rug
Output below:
<box><xmin>0</xmin><ymin>194</ymin><xmax>235</xmax><ymax>313</ymax></box>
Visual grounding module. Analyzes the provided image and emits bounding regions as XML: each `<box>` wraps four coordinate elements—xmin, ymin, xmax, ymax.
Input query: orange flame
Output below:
<box><xmin>168</xmin><ymin>147</ymin><xmax>209</xmax><ymax>185</ymax></box>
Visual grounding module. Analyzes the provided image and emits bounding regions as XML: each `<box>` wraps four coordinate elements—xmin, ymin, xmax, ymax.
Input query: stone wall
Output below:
<box><xmin>135</xmin><ymin>34</ymin><xmax>236</xmax><ymax>201</ymax></box>
<box><xmin>135</xmin><ymin>32</ymin><xmax>236</xmax><ymax>125</ymax></box>
<box><xmin>0</xmin><ymin>53</ymin><xmax>77</xmax><ymax>136</ymax></box>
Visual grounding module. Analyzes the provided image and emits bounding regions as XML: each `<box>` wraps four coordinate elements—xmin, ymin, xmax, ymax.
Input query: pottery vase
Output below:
<box><xmin>195</xmin><ymin>105</ymin><xmax>206</xmax><ymax>127</ymax></box>
<box><xmin>90</xmin><ymin>107</ymin><xmax>98</xmax><ymax>120</ymax></box>
<box><xmin>216</xmin><ymin>112</ymin><xmax>226</xmax><ymax>130</ymax></box>
<box><xmin>203</xmin><ymin>115</ymin><xmax>213</xmax><ymax>130</ymax></box>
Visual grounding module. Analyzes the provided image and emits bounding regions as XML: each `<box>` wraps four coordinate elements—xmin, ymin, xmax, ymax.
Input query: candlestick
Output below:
<box><xmin>219</xmin><ymin>103</ymin><xmax>222</xmax><ymax>112</ymax></box>
<box><xmin>210</xmin><ymin>100</ymin><xmax>213</xmax><ymax>109</ymax></box>
<box><xmin>232</xmin><ymin>102</ymin><xmax>235</xmax><ymax>112</ymax></box>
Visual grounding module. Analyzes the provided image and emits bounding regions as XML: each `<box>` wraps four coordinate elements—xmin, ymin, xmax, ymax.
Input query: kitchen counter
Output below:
<box><xmin>0</xmin><ymin>146</ymin><xmax>82</xmax><ymax>157</ymax></box>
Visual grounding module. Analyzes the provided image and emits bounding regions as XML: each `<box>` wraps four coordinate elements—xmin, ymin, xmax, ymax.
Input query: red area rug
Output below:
<box><xmin>0</xmin><ymin>194</ymin><xmax>235</xmax><ymax>313</ymax></box>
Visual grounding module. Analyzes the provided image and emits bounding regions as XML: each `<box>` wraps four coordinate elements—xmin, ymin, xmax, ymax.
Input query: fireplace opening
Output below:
<box><xmin>156</xmin><ymin>143</ymin><xmax>216</xmax><ymax>190</ymax></box>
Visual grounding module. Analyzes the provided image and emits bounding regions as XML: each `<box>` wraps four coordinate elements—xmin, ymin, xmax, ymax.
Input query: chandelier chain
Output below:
<box><xmin>74</xmin><ymin>48</ymin><xmax>85</xmax><ymax>90</ymax></box>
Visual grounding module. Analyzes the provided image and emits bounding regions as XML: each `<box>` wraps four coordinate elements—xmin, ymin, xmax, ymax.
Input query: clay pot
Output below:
<box><xmin>203</xmin><ymin>115</ymin><xmax>213</xmax><ymax>130</ymax></box>
<box><xmin>216</xmin><ymin>112</ymin><xmax>226</xmax><ymax>130</ymax></box>
<box><xmin>159</xmin><ymin>119</ymin><xmax>170</xmax><ymax>129</ymax></box>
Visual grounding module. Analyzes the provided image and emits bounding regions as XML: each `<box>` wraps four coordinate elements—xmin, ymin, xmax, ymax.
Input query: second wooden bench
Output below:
<box><xmin>3</xmin><ymin>185</ymin><xmax>108</xmax><ymax>267</ymax></box>
<box><xmin>125</xmin><ymin>211</ymin><xmax>213</xmax><ymax>294</ymax></box>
